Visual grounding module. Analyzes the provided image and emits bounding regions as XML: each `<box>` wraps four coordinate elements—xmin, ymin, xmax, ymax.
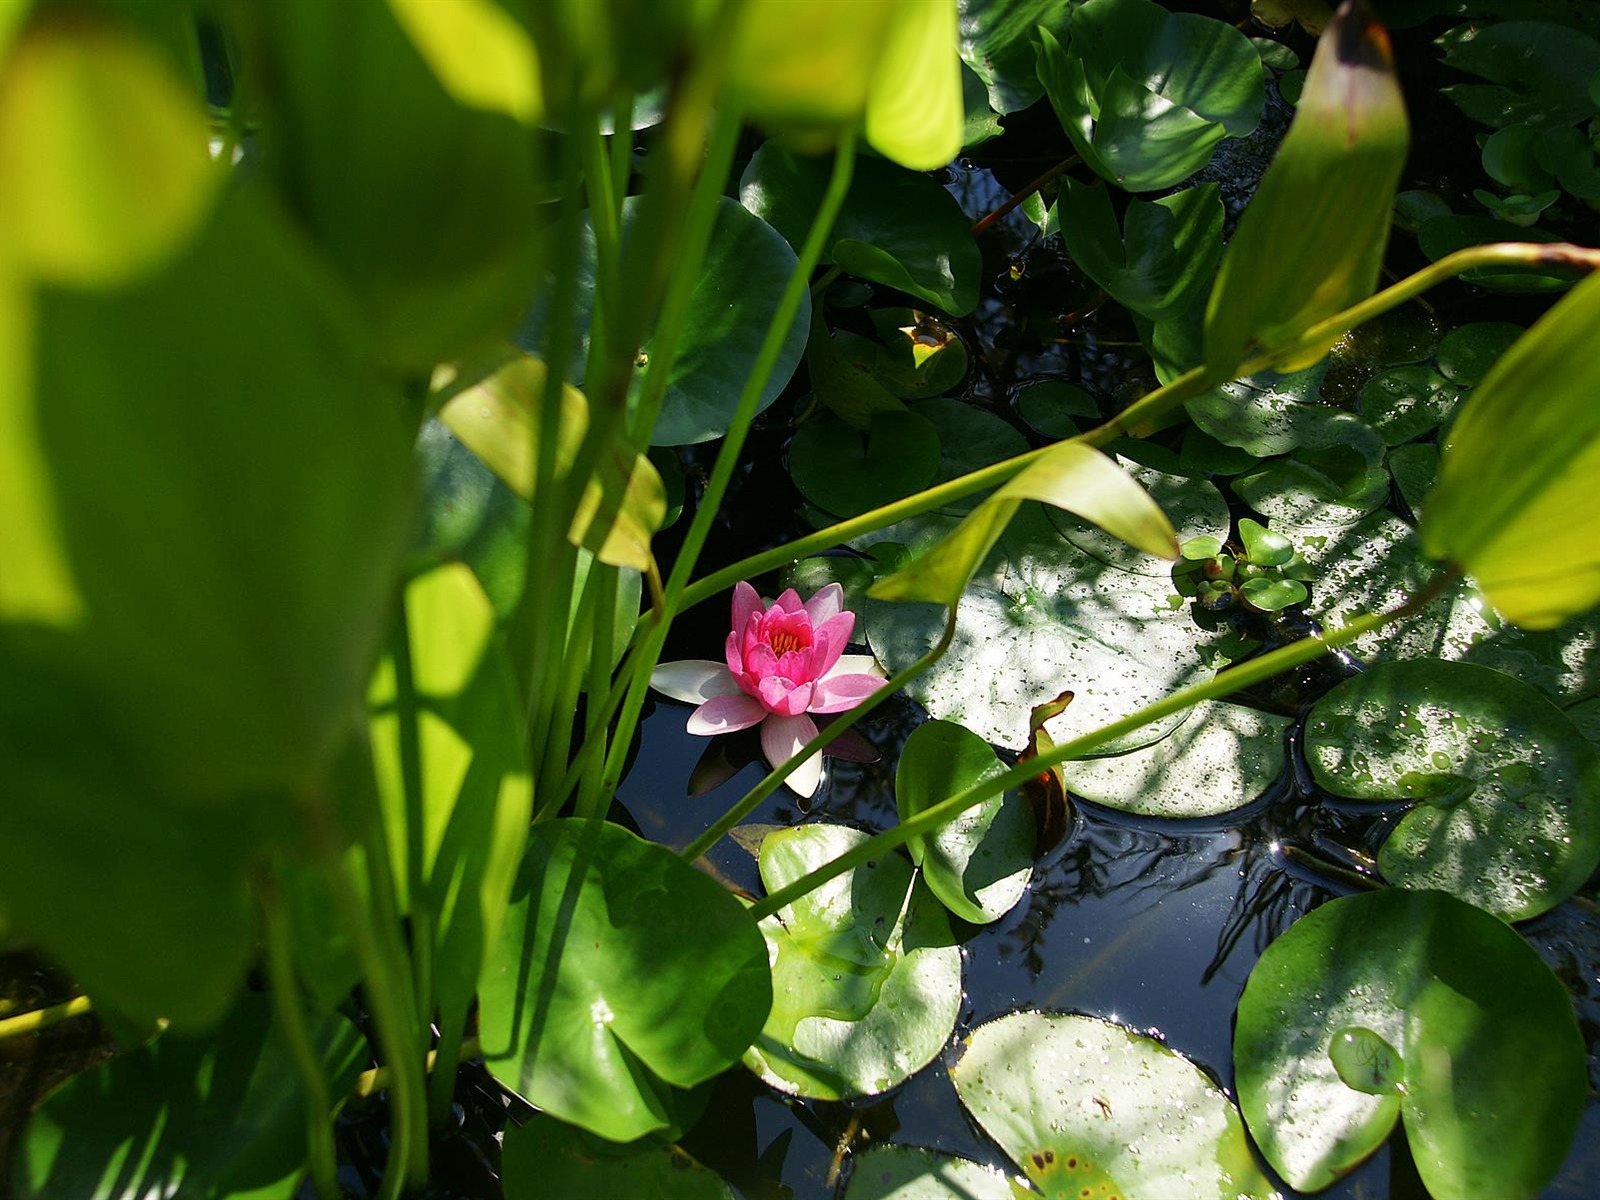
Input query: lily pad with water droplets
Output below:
<box><xmin>843</xmin><ymin>1146</ymin><xmax>1014</xmax><ymax>1200</ymax></box>
<box><xmin>1357</xmin><ymin>365</ymin><xmax>1461</xmax><ymax>446</ymax></box>
<box><xmin>1235</xmin><ymin>888</ymin><xmax>1586</xmax><ymax>1199</ymax></box>
<box><xmin>952</xmin><ymin>1011</ymin><xmax>1277</xmax><ymax>1200</ymax></box>
<box><xmin>745</xmin><ymin>824</ymin><xmax>962</xmax><ymax>1101</ymax></box>
<box><xmin>1304</xmin><ymin>659</ymin><xmax>1600</xmax><ymax>919</ymax></box>
<box><xmin>1057</xmin><ymin>700</ymin><xmax>1289</xmax><ymax>819</ymax></box>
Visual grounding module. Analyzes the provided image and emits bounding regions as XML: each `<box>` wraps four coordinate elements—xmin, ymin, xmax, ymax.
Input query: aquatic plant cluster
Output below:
<box><xmin>0</xmin><ymin>0</ymin><xmax>1597</xmax><ymax>1197</ymax></box>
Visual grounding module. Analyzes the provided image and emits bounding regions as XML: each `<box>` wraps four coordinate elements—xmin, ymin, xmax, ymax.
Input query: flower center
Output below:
<box><xmin>768</xmin><ymin>630</ymin><xmax>805</xmax><ymax>655</ymax></box>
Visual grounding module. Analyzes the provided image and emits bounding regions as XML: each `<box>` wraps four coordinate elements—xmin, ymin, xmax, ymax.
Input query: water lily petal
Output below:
<box><xmin>772</xmin><ymin>587</ymin><xmax>805</xmax><ymax>614</ymax></box>
<box><xmin>808</xmin><ymin>611</ymin><xmax>855</xmax><ymax>680</ymax></box>
<box><xmin>825</xmin><ymin>653</ymin><xmax>886</xmax><ymax>680</ymax></box>
<box><xmin>745</xmin><ymin>642</ymin><xmax>779</xmax><ymax>682</ymax></box>
<box><xmin>803</xmin><ymin>582</ymin><xmax>845</xmax><ymax>625</ymax></box>
<box><xmin>686</xmin><ymin>692</ymin><xmax>767</xmax><ymax>735</ymax></box>
<box><xmin>758</xmin><ymin>676</ymin><xmax>814</xmax><ymax>717</ymax></box>
<box><xmin>650</xmin><ymin>659</ymin><xmax>741</xmax><ymax>704</ymax></box>
<box><xmin>732</xmin><ymin>580</ymin><xmax>762</xmax><ymax>633</ymax></box>
<box><xmin>810</xmin><ymin>672</ymin><xmax>888</xmax><ymax>713</ymax></box>
<box><xmin>725</xmin><ymin>629</ymin><xmax>745</xmax><ymax>678</ymax></box>
<box><xmin>761</xmin><ymin>712</ymin><xmax>823</xmax><ymax>797</ymax></box>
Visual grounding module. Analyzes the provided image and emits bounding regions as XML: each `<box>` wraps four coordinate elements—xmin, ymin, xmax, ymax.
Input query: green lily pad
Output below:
<box><xmin>897</xmin><ymin>720</ymin><xmax>1034</xmax><ymax>924</ymax></box>
<box><xmin>1438</xmin><ymin>19</ymin><xmax>1600</xmax><ymax>129</ymax></box>
<box><xmin>744</xmin><ymin>824</ymin><xmax>962</xmax><ymax>1101</ymax></box>
<box><xmin>1050</xmin><ymin>459</ymin><xmax>1229</xmax><ymax>576</ymax></box>
<box><xmin>861</xmin><ymin>308</ymin><xmax>970</xmax><ymax>399</ymax></box>
<box><xmin>741</xmin><ymin>143</ymin><xmax>981</xmax><ymax>315</ymax></box>
<box><xmin>1232</xmin><ymin>447</ymin><xmax>1389</xmax><ymax>529</ymax></box>
<box><xmin>1240</xmin><ymin>576</ymin><xmax>1309</xmax><ymax>611</ymax></box>
<box><xmin>845</xmin><ymin>1146</ymin><xmax>1013</xmax><ymax>1199</ymax></box>
<box><xmin>500</xmin><ymin>1114</ymin><xmax>734</xmax><ymax>1199</ymax></box>
<box><xmin>1017</xmin><ymin>380</ymin><xmax>1098</xmax><ymax>439</ymax></box>
<box><xmin>1304</xmin><ymin>659</ymin><xmax>1600</xmax><ymax>919</ymax></box>
<box><xmin>789</xmin><ymin>410</ymin><xmax>942</xmax><ymax>518</ymax></box>
<box><xmin>1184</xmin><ymin>363</ymin><xmax>1334</xmax><ymax>456</ymax></box>
<box><xmin>479</xmin><ymin>819</ymin><xmax>771</xmax><ymax>1142</ymax></box>
<box><xmin>912</xmin><ymin>397</ymin><xmax>1031</xmax><ymax>515</ymax></box>
<box><xmin>521</xmin><ymin>195</ymin><xmax>809</xmax><ymax>446</ymax></box>
<box><xmin>1058</xmin><ymin>700</ymin><xmax>1289</xmax><ymax>818</ymax></box>
<box><xmin>953</xmin><ymin>1012</ymin><xmax>1277</xmax><ymax>1200</ymax></box>
<box><xmin>14</xmin><ymin>995</ymin><xmax>367</xmax><ymax>1200</ymax></box>
<box><xmin>1435</xmin><ymin>320</ymin><xmax>1522</xmax><ymax>387</ymax></box>
<box><xmin>1357</xmin><ymin>365</ymin><xmax>1462</xmax><ymax>446</ymax></box>
<box><xmin>1387</xmin><ymin>442</ymin><xmax>1438</xmax><ymax>519</ymax></box>
<box><xmin>1235</xmin><ymin>888</ymin><xmax>1587</xmax><ymax>1198</ymax></box>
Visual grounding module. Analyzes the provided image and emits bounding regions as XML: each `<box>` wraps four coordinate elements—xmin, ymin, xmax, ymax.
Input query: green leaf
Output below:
<box><xmin>385</xmin><ymin>0</ymin><xmax>541</xmax><ymax>123</ymax></box>
<box><xmin>1438</xmin><ymin>20</ymin><xmax>1600</xmax><ymax>129</ymax></box>
<box><xmin>913</xmin><ymin>397</ymin><xmax>1030</xmax><ymax>514</ymax></box>
<box><xmin>1388</xmin><ymin>442</ymin><xmax>1437</xmax><ymax>517</ymax></box>
<box><xmin>744</xmin><ymin>825</ymin><xmax>961</xmax><ymax>1100</ymax></box>
<box><xmin>844</xmin><ymin>1146</ymin><xmax>1014</xmax><ymax>1199</ymax></box>
<box><xmin>863</xmin><ymin>0</ymin><xmax>965</xmax><ymax>170</ymax></box>
<box><xmin>1240</xmin><ymin>575</ymin><xmax>1309</xmax><ymax>610</ymax></box>
<box><xmin>1049</xmin><ymin>458</ymin><xmax>1227</xmax><ymax>577</ymax></box>
<box><xmin>1357</xmin><ymin>364</ymin><xmax>1462</xmax><ymax>445</ymax></box>
<box><xmin>1057</xmin><ymin>180</ymin><xmax>1224</xmax><ymax>321</ymax></box>
<box><xmin>1016</xmin><ymin>380</ymin><xmax>1097</xmax><ymax>438</ymax></box>
<box><xmin>1422</xmin><ymin>271</ymin><xmax>1600</xmax><ymax>626</ymax></box>
<box><xmin>501</xmin><ymin>1114</ymin><xmax>735</xmax><ymax>1199</ymax></box>
<box><xmin>870</xmin><ymin>441</ymin><xmax>1177</xmax><ymax>607</ymax></box>
<box><xmin>1239</xmin><ymin>517</ymin><xmax>1294</xmax><ymax>567</ymax></box>
<box><xmin>789</xmin><ymin>410</ymin><xmax>942</xmax><ymax>518</ymax></box>
<box><xmin>368</xmin><ymin>564</ymin><xmax>533</xmax><ymax>1025</ymax></box>
<box><xmin>1304</xmin><ymin>659</ymin><xmax>1600</xmax><ymax>919</ymax></box>
<box><xmin>805</xmin><ymin>310</ymin><xmax>908</xmax><ymax>429</ymax></box>
<box><xmin>953</xmin><ymin>1012</ymin><xmax>1277</xmax><ymax>1200</ymax></box>
<box><xmin>1204</xmin><ymin>0</ymin><xmax>1409</xmax><ymax>374</ymax></box>
<box><xmin>1058</xmin><ymin>700</ymin><xmax>1290</xmax><ymax>817</ymax></box>
<box><xmin>14</xmin><ymin>995</ymin><xmax>367</xmax><ymax>1200</ymax></box>
<box><xmin>1234</xmin><ymin>889</ymin><xmax>1587</xmax><ymax>1198</ymax></box>
<box><xmin>957</xmin><ymin>0</ymin><xmax>1075</xmax><ymax>113</ymax></box>
<box><xmin>896</xmin><ymin>721</ymin><xmax>1033</xmax><ymax>924</ymax></box>
<box><xmin>863</xmin><ymin>307</ymin><xmax>969</xmax><ymax>398</ymax></box>
<box><xmin>741</xmin><ymin>142</ymin><xmax>981</xmax><ymax>314</ymax></box>
<box><xmin>479</xmin><ymin>820</ymin><xmax>770</xmax><ymax>1142</ymax></box>
<box><xmin>0</xmin><ymin>16</ymin><xmax>219</xmax><ymax>287</ymax></box>
<box><xmin>1435</xmin><ymin>320</ymin><xmax>1522</xmax><ymax>386</ymax></box>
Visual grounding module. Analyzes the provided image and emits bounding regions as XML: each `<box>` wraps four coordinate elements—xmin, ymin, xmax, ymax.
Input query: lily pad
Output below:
<box><xmin>861</xmin><ymin>308</ymin><xmax>970</xmax><ymax>399</ymax></box>
<box><xmin>952</xmin><ymin>1011</ymin><xmax>1277</xmax><ymax>1200</ymax></box>
<box><xmin>1232</xmin><ymin>439</ymin><xmax>1389</xmax><ymax>529</ymax></box>
<box><xmin>14</xmin><ymin>995</ymin><xmax>366</xmax><ymax>1200</ymax></box>
<box><xmin>1304</xmin><ymin>659</ymin><xmax>1600</xmax><ymax>919</ymax></box>
<box><xmin>1017</xmin><ymin>380</ymin><xmax>1098</xmax><ymax>439</ymax></box>
<box><xmin>1058</xmin><ymin>700</ymin><xmax>1290</xmax><ymax>818</ymax></box>
<box><xmin>1435</xmin><ymin>320</ymin><xmax>1522</xmax><ymax>387</ymax></box>
<box><xmin>1387</xmin><ymin>443</ymin><xmax>1437</xmax><ymax>519</ymax></box>
<box><xmin>897</xmin><ymin>720</ymin><xmax>1034</xmax><ymax>924</ymax></box>
<box><xmin>744</xmin><ymin>824</ymin><xmax>962</xmax><ymax>1101</ymax></box>
<box><xmin>788</xmin><ymin>410</ymin><xmax>942</xmax><ymax>518</ymax></box>
<box><xmin>1438</xmin><ymin>20</ymin><xmax>1600</xmax><ymax>129</ymax></box>
<box><xmin>1416</xmin><ymin>214</ymin><xmax>1572</xmax><ymax>292</ymax></box>
<box><xmin>1184</xmin><ymin>363</ymin><xmax>1336</xmax><ymax>456</ymax></box>
<box><xmin>741</xmin><ymin>143</ymin><xmax>981</xmax><ymax>314</ymax></box>
<box><xmin>1235</xmin><ymin>888</ymin><xmax>1587</xmax><ymax>1198</ymax></box>
<box><xmin>500</xmin><ymin>1114</ymin><xmax>734</xmax><ymax>1199</ymax></box>
<box><xmin>1050</xmin><ymin>459</ymin><xmax>1229</xmax><ymax>576</ymax></box>
<box><xmin>479</xmin><ymin>819</ymin><xmax>771</xmax><ymax>1142</ymax></box>
<box><xmin>844</xmin><ymin>1146</ymin><xmax>1014</xmax><ymax>1200</ymax></box>
<box><xmin>521</xmin><ymin>195</ymin><xmax>809</xmax><ymax>445</ymax></box>
<box><xmin>912</xmin><ymin>397</ymin><xmax>1031</xmax><ymax>515</ymax></box>
<box><xmin>1357</xmin><ymin>365</ymin><xmax>1461</xmax><ymax>446</ymax></box>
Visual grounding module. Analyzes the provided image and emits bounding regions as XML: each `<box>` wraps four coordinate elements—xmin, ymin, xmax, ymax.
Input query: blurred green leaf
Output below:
<box><xmin>864</xmin><ymin>0</ymin><xmax>964</xmax><ymax>170</ymax></box>
<box><xmin>386</xmin><ymin>0</ymin><xmax>541</xmax><ymax>123</ymax></box>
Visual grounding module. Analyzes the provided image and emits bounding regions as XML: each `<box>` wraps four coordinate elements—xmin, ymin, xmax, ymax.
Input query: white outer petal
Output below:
<box><xmin>824</xmin><ymin>653</ymin><xmax>886</xmax><ymax>680</ymax></box>
<box><xmin>650</xmin><ymin>659</ymin><xmax>741</xmax><ymax>704</ymax></box>
<box><xmin>760</xmin><ymin>712</ymin><xmax>823</xmax><ymax>798</ymax></box>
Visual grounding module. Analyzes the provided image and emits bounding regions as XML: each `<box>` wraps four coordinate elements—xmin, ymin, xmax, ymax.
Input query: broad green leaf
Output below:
<box><xmin>957</xmin><ymin>0</ymin><xmax>1075</xmax><ymax>113</ymax></box>
<box><xmin>913</xmin><ymin>396</ymin><xmax>1030</xmax><ymax>514</ymax></box>
<box><xmin>523</xmin><ymin>196</ymin><xmax>810</xmax><ymax>445</ymax></box>
<box><xmin>1016</xmin><ymin>379</ymin><xmax>1097</xmax><ymax>438</ymax></box>
<box><xmin>896</xmin><ymin>721</ymin><xmax>1033</xmax><ymax>924</ymax></box>
<box><xmin>844</xmin><ymin>1146</ymin><xmax>1013</xmax><ymax>1200</ymax></box>
<box><xmin>744</xmin><ymin>825</ymin><xmax>961</xmax><ymax>1100</ymax></box>
<box><xmin>368</xmin><ymin>564</ymin><xmax>533</xmax><ymax>1026</ymax></box>
<box><xmin>1204</xmin><ymin>0</ymin><xmax>1409</xmax><ymax>374</ymax></box>
<box><xmin>1049</xmin><ymin>458</ymin><xmax>1227</xmax><ymax>577</ymax></box>
<box><xmin>1388</xmin><ymin>442</ymin><xmax>1437</xmax><ymax>517</ymax></box>
<box><xmin>1304</xmin><ymin>660</ymin><xmax>1600</xmax><ymax>919</ymax></box>
<box><xmin>1184</xmin><ymin>362</ymin><xmax>1334</xmax><ymax>456</ymax></box>
<box><xmin>741</xmin><ymin>142</ymin><xmax>981</xmax><ymax>314</ymax></box>
<box><xmin>1239</xmin><ymin>517</ymin><xmax>1293</xmax><ymax>566</ymax></box>
<box><xmin>1438</xmin><ymin>20</ymin><xmax>1600</xmax><ymax>129</ymax></box>
<box><xmin>1058</xmin><ymin>700</ymin><xmax>1290</xmax><ymax>818</ymax></box>
<box><xmin>1232</xmin><ymin>441</ymin><xmax>1389</xmax><ymax>529</ymax></box>
<box><xmin>14</xmin><ymin>995</ymin><xmax>367</xmax><ymax>1200</ymax></box>
<box><xmin>1356</xmin><ymin>364</ymin><xmax>1461</xmax><ymax>445</ymax></box>
<box><xmin>865</xmin><ymin>0</ymin><xmax>964</xmax><ymax>170</ymax></box>
<box><xmin>1057</xmin><ymin>179</ymin><xmax>1223</xmax><ymax>321</ymax></box>
<box><xmin>1422</xmin><ymin>271</ymin><xmax>1600</xmax><ymax>628</ymax></box>
<box><xmin>1239</xmin><ymin>575</ymin><xmax>1309</xmax><ymax>610</ymax></box>
<box><xmin>1435</xmin><ymin>319</ymin><xmax>1521</xmax><ymax>386</ymax></box>
<box><xmin>789</xmin><ymin>410</ymin><xmax>941</xmax><ymax>518</ymax></box>
<box><xmin>385</xmin><ymin>0</ymin><xmax>540</xmax><ymax>122</ymax></box>
<box><xmin>0</xmin><ymin>17</ymin><xmax>218</xmax><ymax>288</ymax></box>
<box><xmin>479</xmin><ymin>820</ymin><xmax>770</xmax><ymax>1142</ymax></box>
<box><xmin>870</xmin><ymin>441</ymin><xmax>1176</xmax><ymax>606</ymax></box>
<box><xmin>1235</xmin><ymin>889</ymin><xmax>1586</xmax><ymax>1198</ymax></box>
<box><xmin>805</xmin><ymin>309</ymin><xmax>907</xmax><ymax>429</ymax></box>
<box><xmin>438</xmin><ymin>355</ymin><xmax>666</xmax><ymax>570</ymax></box>
<box><xmin>859</xmin><ymin>307</ymin><xmax>969</xmax><ymax>399</ymax></box>
<box><xmin>501</xmin><ymin>1114</ymin><xmax>735</xmax><ymax>1199</ymax></box>
<box><xmin>953</xmin><ymin>1012</ymin><xmax>1277</xmax><ymax>1200</ymax></box>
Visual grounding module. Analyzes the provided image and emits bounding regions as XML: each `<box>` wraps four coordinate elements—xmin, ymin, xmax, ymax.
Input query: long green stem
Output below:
<box><xmin>748</xmin><ymin>586</ymin><xmax>1448</xmax><ymax>922</ymax></box>
<box><xmin>0</xmin><ymin>995</ymin><xmax>91</xmax><ymax>1041</ymax></box>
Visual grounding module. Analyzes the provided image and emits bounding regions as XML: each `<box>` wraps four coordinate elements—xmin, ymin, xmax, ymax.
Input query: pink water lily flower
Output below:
<box><xmin>650</xmin><ymin>582</ymin><xmax>888</xmax><ymax>796</ymax></box>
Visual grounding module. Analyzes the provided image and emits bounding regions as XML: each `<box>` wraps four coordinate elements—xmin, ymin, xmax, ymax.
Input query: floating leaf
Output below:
<box><xmin>1049</xmin><ymin>459</ymin><xmax>1227</xmax><ymax>577</ymax></box>
<box><xmin>1235</xmin><ymin>889</ymin><xmax>1586</xmax><ymax>1198</ymax></box>
<box><xmin>1423</xmin><ymin>272</ymin><xmax>1600</xmax><ymax>627</ymax></box>
<box><xmin>742</xmin><ymin>142</ymin><xmax>981</xmax><ymax>314</ymax></box>
<box><xmin>15</xmin><ymin>995</ymin><xmax>366</xmax><ymax>1200</ymax></box>
<box><xmin>1356</xmin><ymin>364</ymin><xmax>1461</xmax><ymax>445</ymax></box>
<box><xmin>806</xmin><ymin>310</ymin><xmax>907</xmax><ymax>429</ymax></box>
<box><xmin>860</xmin><ymin>308</ymin><xmax>969</xmax><ymax>399</ymax></box>
<box><xmin>1204</xmin><ymin>0</ymin><xmax>1409</xmax><ymax>373</ymax></box>
<box><xmin>789</xmin><ymin>410</ymin><xmax>941</xmax><ymax>518</ymax></box>
<box><xmin>1435</xmin><ymin>320</ymin><xmax>1521</xmax><ymax>386</ymax></box>
<box><xmin>1017</xmin><ymin>380</ymin><xmax>1098</xmax><ymax>439</ymax></box>
<box><xmin>1415</xmin><ymin>214</ymin><xmax>1572</xmax><ymax>292</ymax></box>
<box><xmin>744</xmin><ymin>825</ymin><xmax>961</xmax><ymax>1100</ymax></box>
<box><xmin>479</xmin><ymin>820</ymin><xmax>771</xmax><ymax>1142</ymax></box>
<box><xmin>1232</xmin><ymin>438</ymin><xmax>1389</xmax><ymax>529</ymax></box>
<box><xmin>953</xmin><ymin>1012</ymin><xmax>1277</xmax><ymax>1200</ymax></box>
<box><xmin>1304</xmin><ymin>659</ymin><xmax>1600</xmax><ymax>919</ymax></box>
<box><xmin>1387</xmin><ymin>442</ymin><xmax>1437</xmax><ymax>518</ymax></box>
<box><xmin>845</xmin><ymin>1146</ymin><xmax>1014</xmax><ymax>1200</ymax></box>
<box><xmin>914</xmin><ymin>397</ymin><xmax>1030</xmax><ymax>515</ymax></box>
<box><xmin>896</xmin><ymin>720</ymin><xmax>1033</xmax><ymax>924</ymax></box>
<box><xmin>501</xmin><ymin>1114</ymin><xmax>735</xmax><ymax>1200</ymax></box>
<box><xmin>1437</xmin><ymin>20</ymin><xmax>1600</xmax><ymax>129</ymax></box>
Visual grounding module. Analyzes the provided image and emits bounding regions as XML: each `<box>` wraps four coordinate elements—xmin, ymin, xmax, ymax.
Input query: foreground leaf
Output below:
<box><xmin>1235</xmin><ymin>889</ymin><xmax>1586</xmax><ymax>1199</ymax></box>
<box><xmin>479</xmin><ymin>820</ymin><xmax>771</xmax><ymax>1142</ymax></box>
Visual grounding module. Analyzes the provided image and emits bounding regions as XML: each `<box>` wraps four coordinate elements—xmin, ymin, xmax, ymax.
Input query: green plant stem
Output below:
<box><xmin>577</xmin><ymin>563</ymin><xmax>619</xmax><ymax>818</ymax></box>
<box><xmin>582</xmin><ymin>111</ymin><xmax>622</xmax><ymax>383</ymax></box>
<box><xmin>598</xmin><ymin>135</ymin><xmax>859</xmax><ymax>800</ymax></box>
<box><xmin>969</xmin><ymin>152</ymin><xmax>1079</xmax><ymax>236</ymax></box>
<box><xmin>426</xmin><ymin>997</ymin><xmax>470</xmax><ymax>1124</ymax></box>
<box><xmin>0</xmin><ymin>994</ymin><xmax>91</xmax><ymax>1041</ymax></box>
<box><xmin>680</xmin><ymin>608</ymin><xmax>957</xmax><ymax>862</ymax></box>
<box><xmin>355</xmin><ymin>1038</ymin><xmax>484</xmax><ymax>1100</ymax></box>
<box><xmin>390</xmin><ymin>593</ymin><xmax>436</xmax><ymax>1065</ymax></box>
<box><xmin>748</xmin><ymin>586</ymin><xmax>1451</xmax><ymax>922</ymax></box>
<box><xmin>261</xmin><ymin>877</ymin><xmax>339</xmax><ymax>1200</ymax></box>
<box><xmin>537</xmin><ymin>563</ymin><xmax>599</xmax><ymax>815</ymax></box>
